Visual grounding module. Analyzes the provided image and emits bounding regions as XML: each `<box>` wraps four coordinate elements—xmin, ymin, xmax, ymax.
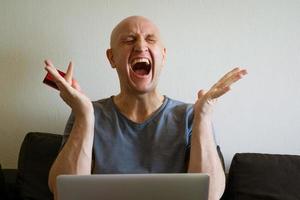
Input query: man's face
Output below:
<box><xmin>107</xmin><ymin>17</ymin><xmax>166</xmax><ymax>95</ymax></box>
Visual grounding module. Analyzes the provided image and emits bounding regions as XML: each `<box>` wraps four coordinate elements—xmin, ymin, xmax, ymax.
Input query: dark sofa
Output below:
<box><xmin>1</xmin><ymin>132</ymin><xmax>61</xmax><ymax>200</ymax></box>
<box><xmin>1</xmin><ymin>132</ymin><xmax>300</xmax><ymax>200</ymax></box>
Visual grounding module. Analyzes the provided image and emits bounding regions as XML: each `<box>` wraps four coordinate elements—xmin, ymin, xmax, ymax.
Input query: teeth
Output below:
<box><xmin>131</xmin><ymin>58</ymin><xmax>150</xmax><ymax>66</ymax></box>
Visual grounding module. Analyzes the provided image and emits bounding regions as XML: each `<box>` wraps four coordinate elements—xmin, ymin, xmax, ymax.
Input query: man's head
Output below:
<box><xmin>106</xmin><ymin>16</ymin><xmax>166</xmax><ymax>95</ymax></box>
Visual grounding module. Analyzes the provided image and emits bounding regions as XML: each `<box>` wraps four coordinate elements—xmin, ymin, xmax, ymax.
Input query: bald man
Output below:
<box><xmin>46</xmin><ymin>16</ymin><xmax>247</xmax><ymax>200</ymax></box>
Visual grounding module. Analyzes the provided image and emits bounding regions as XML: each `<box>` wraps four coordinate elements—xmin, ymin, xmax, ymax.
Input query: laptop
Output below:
<box><xmin>57</xmin><ymin>173</ymin><xmax>209</xmax><ymax>200</ymax></box>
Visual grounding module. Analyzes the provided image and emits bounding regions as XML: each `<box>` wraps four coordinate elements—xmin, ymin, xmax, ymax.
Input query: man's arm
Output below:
<box><xmin>188</xmin><ymin>114</ymin><xmax>225</xmax><ymax>200</ymax></box>
<box><xmin>48</xmin><ymin>114</ymin><xmax>94</xmax><ymax>198</ymax></box>
<box><xmin>188</xmin><ymin>68</ymin><xmax>247</xmax><ymax>200</ymax></box>
<box><xmin>43</xmin><ymin>60</ymin><xmax>95</xmax><ymax>199</ymax></box>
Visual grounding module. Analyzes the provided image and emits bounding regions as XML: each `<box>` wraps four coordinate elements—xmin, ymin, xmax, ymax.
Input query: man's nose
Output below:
<box><xmin>134</xmin><ymin>39</ymin><xmax>148</xmax><ymax>52</ymax></box>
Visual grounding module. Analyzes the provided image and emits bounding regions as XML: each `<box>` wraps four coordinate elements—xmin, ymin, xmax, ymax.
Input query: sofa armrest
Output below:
<box><xmin>2</xmin><ymin>169</ymin><xmax>20</xmax><ymax>200</ymax></box>
<box><xmin>17</xmin><ymin>132</ymin><xmax>62</xmax><ymax>200</ymax></box>
<box><xmin>223</xmin><ymin>153</ymin><xmax>300</xmax><ymax>200</ymax></box>
<box><xmin>0</xmin><ymin>164</ymin><xmax>6</xmax><ymax>199</ymax></box>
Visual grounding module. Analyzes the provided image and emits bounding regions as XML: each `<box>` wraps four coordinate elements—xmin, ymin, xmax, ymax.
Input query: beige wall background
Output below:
<box><xmin>1</xmin><ymin>0</ymin><xmax>300</xmax><ymax>170</ymax></box>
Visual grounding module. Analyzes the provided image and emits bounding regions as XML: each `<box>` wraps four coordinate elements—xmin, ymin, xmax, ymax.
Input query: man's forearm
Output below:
<box><xmin>188</xmin><ymin>117</ymin><xmax>225</xmax><ymax>200</ymax></box>
<box><xmin>48</xmin><ymin>114</ymin><xmax>95</xmax><ymax>196</ymax></box>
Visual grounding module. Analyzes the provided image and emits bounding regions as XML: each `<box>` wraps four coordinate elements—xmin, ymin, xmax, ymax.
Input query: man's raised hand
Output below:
<box><xmin>44</xmin><ymin>59</ymin><xmax>93</xmax><ymax>117</ymax></box>
<box><xmin>194</xmin><ymin>67</ymin><xmax>247</xmax><ymax>118</ymax></box>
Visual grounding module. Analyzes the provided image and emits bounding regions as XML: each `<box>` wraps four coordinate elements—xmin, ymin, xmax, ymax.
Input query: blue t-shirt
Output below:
<box><xmin>63</xmin><ymin>96</ymin><xmax>194</xmax><ymax>174</ymax></box>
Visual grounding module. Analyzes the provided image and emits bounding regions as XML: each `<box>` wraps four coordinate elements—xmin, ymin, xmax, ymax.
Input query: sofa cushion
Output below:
<box><xmin>224</xmin><ymin>153</ymin><xmax>300</xmax><ymax>200</ymax></box>
<box><xmin>17</xmin><ymin>132</ymin><xmax>62</xmax><ymax>200</ymax></box>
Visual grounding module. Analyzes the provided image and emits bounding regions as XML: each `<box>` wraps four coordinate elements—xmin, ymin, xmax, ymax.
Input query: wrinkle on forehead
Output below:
<box><xmin>110</xmin><ymin>16</ymin><xmax>162</xmax><ymax>48</ymax></box>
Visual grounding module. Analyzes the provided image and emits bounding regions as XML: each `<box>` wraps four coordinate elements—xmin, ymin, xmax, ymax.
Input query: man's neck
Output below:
<box><xmin>113</xmin><ymin>91</ymin><xmax>165</xmax><ymax>123</ymax></box>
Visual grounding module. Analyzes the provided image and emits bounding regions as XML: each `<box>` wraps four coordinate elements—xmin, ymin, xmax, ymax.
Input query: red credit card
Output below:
<box><xmin>43</xmin><ymin>70</ymin><xmax>66</xmax><ymax>90</ymax></box>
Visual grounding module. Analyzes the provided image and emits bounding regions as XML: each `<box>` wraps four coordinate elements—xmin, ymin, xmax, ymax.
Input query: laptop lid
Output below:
<box><xmin>57</xmin><ymin>173</ymin><xmax>209</xmax><ymax>200</ymax></box>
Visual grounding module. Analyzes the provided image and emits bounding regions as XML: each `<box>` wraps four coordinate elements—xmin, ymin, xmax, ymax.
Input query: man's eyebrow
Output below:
<box><xmin>118</xmin><ymin>33</ymin><xmax>158</xmax><ymax>41</ymax></box>
<box><xmin>146</xmin><ymin>34</ymin><xmax>156</xmax><ymax>37</ymax></box>
<box><xmin>119</xmin><ymin>32</ymin><xmax>136</xmax><ymax>38</ymax></box>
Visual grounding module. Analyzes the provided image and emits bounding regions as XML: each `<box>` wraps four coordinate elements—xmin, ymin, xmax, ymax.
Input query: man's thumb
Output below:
<box><xmin>197</xmin><ymin>90</ymin><xmax>206</xmax><ymax>99</ymax></box>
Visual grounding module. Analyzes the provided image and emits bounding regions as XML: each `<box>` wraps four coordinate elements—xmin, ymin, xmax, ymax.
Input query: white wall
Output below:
<box><xmin>1</xmin><ymin>0</ymin><xmax>300</xmax><ymax>170</ymax></box>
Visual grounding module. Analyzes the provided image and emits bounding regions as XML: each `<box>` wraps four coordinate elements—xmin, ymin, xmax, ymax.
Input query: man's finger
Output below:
<box><xmin>210</xmin><ymin>68</ymin><xmax>239</xmax><ymax>90</ymax></box>
<box><xmin>65</xmin><ymin>61</ymin><xmax>73</xmax><ymax>84</ymax></box>
<box><xmin>218</xmin><ymin>67</ymin><xmax>241</xmax><ymax>83</ymax></box>
<box><xmin>207</xmin><ymin>86</ymin><xmax>231</xmax><ymax>99</ymax></box>
<box><xmin>45</xmin><ymin>59</ymin><xmax>54</xmax><ymax>67</ymax></box>
<box><xmin>212</xmin><ymin>68</ymin><xmax>247</xmax><ymax>90</ymax></box>
<box><xmin>220</xmin><ymin>69</ymin><xmax>247</xmax><ymax>88</ymax></box>
<box><xmin>217</xmin><ymin>68</ymin><xmax>247</xmax><ymax>87</ymax></box>
<box><xmin>197</xmin><ymin>90</ymin><xmax>206</xmax><ymax>99</ymax></box>
<box><xmin>217</xmin><ymin>72</ymin><xmax>243</xmax><ymax>89</ymax></box>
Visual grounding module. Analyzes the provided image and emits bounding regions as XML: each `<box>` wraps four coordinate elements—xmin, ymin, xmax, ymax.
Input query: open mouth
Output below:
<box><xmin>130</xmin><ymin>58</ymin><xmax>151</xmax><ymax>76</ymax></box>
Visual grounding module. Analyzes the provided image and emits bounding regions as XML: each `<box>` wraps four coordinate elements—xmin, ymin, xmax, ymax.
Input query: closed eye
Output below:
<box><xmin>146</xmin><ymin>36</ymin><xmax>156</xmax><ymax>43</ymax></box>
<box><xmin>122</xmin><ymin>36</ymin><xmax>136</xmax><ymax>44</ymax></box>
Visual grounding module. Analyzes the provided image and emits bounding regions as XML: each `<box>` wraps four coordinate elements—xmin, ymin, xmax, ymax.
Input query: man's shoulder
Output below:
<box><xmin>92</xmin><ymin>97</ymin><xmax>114</xmax><ymax>113</ymax></box>
<box><xmin>93</xmin><ymin>97</ymin><xmax>112</xmax><ymax>105</ymax></box>
<box><xmin>165</xmin><ymin>96</ymin><xmax>193</xmax><ymax>108</ymax></box>
<box><xmin>164</xmin><ymin>96</ymin><xmax>194</xmax><ymax>114</ymax></box>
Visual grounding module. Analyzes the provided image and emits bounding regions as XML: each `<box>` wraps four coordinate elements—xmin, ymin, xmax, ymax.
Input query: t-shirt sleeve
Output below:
<box><xmin>61</xmin><ymin>112</ymin><xmax>75</xmax><ymax>148</ymax></box>
<box><xmin>186</xmin><ymin>105</ymin><xmax>194</xmax><ymax>149</ymax></box>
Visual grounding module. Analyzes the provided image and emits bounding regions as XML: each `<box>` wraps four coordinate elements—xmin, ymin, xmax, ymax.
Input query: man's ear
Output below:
<box><xmin>162</xmin><ymin>47</ymin><xmax>167</xmax><ymax>66</ymax></box>
<box><xmin>106</xmin><ymin>49</ymin><xmax>116</xmax><ymax>68</ymax></box>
